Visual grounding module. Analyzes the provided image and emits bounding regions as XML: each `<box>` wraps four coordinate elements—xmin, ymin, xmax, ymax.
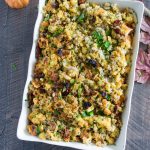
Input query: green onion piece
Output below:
<box><xmin>106</xmin><ymin>29</ymin><xmax>111</xmax><ymax>36</ymax></box>
<box><xmin>52</xmin><ymin>28</ymin><xmax>64</xmax><ymax>37</ymax></box>
<box><xmin>87</xmin><ymin>110</ymin><xmax>94</xmax><ymax>116</ymax></box>
<box><xmin>98</xmin><ymin>80</ymin><xmax>102</xmax><ymax>85</ymax></box>
<box><xmin>81</xmin><ymin>110</ymin><xmax>94</xmax><ymax>117</ymax></box>
<box><xmin>81</xmin><ymin>111</ymin><xmax>87</xmax><ymax>117</ymax></box>
<box><xmin>92</xmin><ymin>31</ymin><xmax>103</xmax><ymax>47</ymax></box>
<box><xmin>54</xmin><ymin>109</ymin><xmax>60</xmax><ymax>115</ymax></box>
<box><xmin>45</xmin><ymin>0</ymin><xmax>49</xmax><ymax>4</ymax></box>
<box><xmin>97</xmin><ymin>40</ymin><xmax>103</xmax><ymax>47</ymax></box>
<box><xmin>106</xmin><ymin>94</ymin><xmax>111</xmax><ymax>101</ymax></box>
<box><xmin>47</xmin><ymin>34</ymin><xmax>51</xmax><ymax>39</ymax></box>
<box><xmin>44</xmin><ymin>14</ymin><xmax>51</xmax><ymax>21</ymax></box>
<box><xmin>48</xmin><ymin>80</ymin><xmax>53</xmax><ymax>84</ymax></box>
<box><xmin>62</xmin><ymin>86</ymin><xmax>66</xmax><ymax>92</ymax></box>
<box><xmin>51</xmin><ymin>43</ymin><xmax>57</xmax><ymax>48</ymax></box>
<box><xmin>40</xmin><ymin>26</ymin><xmax>47</xmax><ymax>32</ymax></box>
<box><xmin>92</xmin><ymin>31</ymin><xmax>103</xmax><ymax>41</ymax></box>
<box><xmin>70</xmin><ymin>127</ymin><xmax>74</xmax><ymax>131</ymax></box>
<box><xmin>70</xmin><ymin>79</ymin><xmax>75</xmax><ymax>84</ymax></box>
<box><xmin>103</xmin><ymin>41</ymin><xmax>111</xmax><ymax>50</ymax></box>
<box><xmin>58</xmin><ymin>95</ymin><xmax>62</xmax><ymax>99</ymax></box>
<box><xmin>58</xmin><ymin>124</ymin><xmax>64</xmax><ymax>129</ymax></box>
<box><xmin>78</xmin><ymin>87</ymin><xmax>82</xmax><ymax>97</ymax></box>
<box><xmin>77</xmin><ymin>13</ymin><xmax>85</xmax><ymax>23</ymax></box>
<box><xmin>98</xmin><ymin>110</ymin><xmax>104</xmax><ymax>116</ymax></box>
<box><xmin>36</xmin><ymin>126</ymin><xmax>41</xmax><ymax>135</ymax></box>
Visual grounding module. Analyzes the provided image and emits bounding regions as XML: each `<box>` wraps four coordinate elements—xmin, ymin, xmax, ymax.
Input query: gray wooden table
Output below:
<box><xmin>0</xmin><ymin>0</ymin><xmax>150</xmax><ymax>150</ymax></box>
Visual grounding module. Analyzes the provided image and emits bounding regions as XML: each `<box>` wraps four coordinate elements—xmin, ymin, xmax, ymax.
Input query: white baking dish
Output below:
<box><xmin>17</xmin><ymin>0</ymin><xmax>144</xmax><ymax>150</ymax></box>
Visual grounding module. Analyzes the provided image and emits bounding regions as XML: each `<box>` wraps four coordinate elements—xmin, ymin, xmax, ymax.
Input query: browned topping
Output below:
<box><xmin>78</xmin><ymin>0</ymin><xmax>86</xmax><ymax>5</ymax></box>
<box><xmin>27</xmin><ymin>92</ymin><xmax>34</xmax><ymax>107</ymax></box>
<box><xmin>34</xmin><ymin>72</ymin><xmax>45</xmax><ymax>79</ymax></box>
<box><xmin>27</xmin><ymin>125</ymin><xmax>37</xmax><ymax>136</ymax></box>
<box><xmin>49</xmin><ymin>71</ymin><xmax>59</xmax><ymax>81</ymax></box>
<box><xmin>63</xmin><ymin>129</ymin><xmax>70</xmax><ymax>141</ymax></box>
<box><xmin>36</xmin><ymin>45</ymin><xmax>42</xmax><ymax>59</ymax></box>
<box><xmin>48</xmin><ymin>121</ymin><xmax>57</xmax><ymax>131</ymax></box>
<box><xmin>39</xmin><ymin>87</ymin><xmax>47</xmax><ymax>94</ymax></box>
<box><xmin>51</xmin><ymin>1</ymin><xmax>59</xmax><ymax>9</ymax></box>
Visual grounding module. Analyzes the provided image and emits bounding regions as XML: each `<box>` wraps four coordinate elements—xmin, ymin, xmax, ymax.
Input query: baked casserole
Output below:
<box><xmin>27</xmin><ymin>0</ymin><xmax>136</xmax><ymax>146</ymax></box>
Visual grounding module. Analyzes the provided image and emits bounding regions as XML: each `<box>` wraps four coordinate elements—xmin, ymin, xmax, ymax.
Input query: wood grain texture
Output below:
<box><xmin>0</xmin><ymin>0</ymin><xmax>149</xmax><ymax>150</ymax></box>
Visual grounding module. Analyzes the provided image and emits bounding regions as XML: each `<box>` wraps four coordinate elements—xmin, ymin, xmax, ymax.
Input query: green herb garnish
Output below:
<box><xmin>48</xmin><ymin>80</ymin><xmax>53</xmax><ymax>84</ymax></box>
<box><xmin>77</xmin><ymin>12</ymin><xmax>85</xmax><ymax>23</ymax></box>
<box><xmin>58</xmin><ymin>95</ymin><xmax>62</xmax><ymax>99</ymax></box>
<box><xmin>70</xmin><ymin>79</ymin><xmax>75</xmax><ymax>84</ymax></box>
<box><xmin>54</xmin><ymin>109</ymin><xmax>60</xmax><ymax>115</ymax></box>
<box><xmin>81</xmin><ymin>111</ymin><xmax>87</xmax><ymax>117</ymax></box>
<box><xmin>92</xmin><ymin>31</ymin><xmax>103</xmax><ymax>47</ymax></box>
<box><xmin>44</xmin><ymin>14</ymin><xmax>51</xmax><ymax>21</ymax></box>
<box><xmin>45</xmin><ymin>0</ymin><xmax>48</xmax><ymax>4</ymax></box>
<box><xmin>98</xmin><ymin>110</ymin><xmax>104</xmax><ymax>116</ymax></box>
<box><xmin>58</xmin><ymin>124</ymin><xmax>64</xmax><ymax>129</ymax></box>
<box><xmin>36</xmin><ymin>126</ymin><xmax>41</xmax><ymax>135</ymax></box>
<box><xmin>92</xmin><ymin>31</ymin><xmax>103</xmax><ymax>41</ymax></box>
<box><xmin>47</xmin><ymin>34</ymin><xmax>51</xmax><ymax>39</ymax></box>
<box><xmin>87</xmin><ymin>110</ymin><xmax>94</xmax><ymax>116</ymax></box>
<box><xmin>40</xmin><ymin>26</ymin><xmax>47</xmax><ymax>32</ymax></box>
<box><xmin>78</xmin><ymin>85</ymin><xmax>83</xmax><ymax>97</ymax></box>
<box><xmin>52</xmin><ymin>28</ymin><xmax>64</xmax><ymax>37</ymax></box>
<box><xmin>106</xmin><ymin>29</ymin><xmax>111</xmax><ymax>36</ymax></box>
<box><xmin>51</xmin><ymin>43</ymin><xmax>57</xmax><ymax>48</ymax></box>
<box><xmin>106</xmin><ymin>94</ymin><xmax>111</xmax><ymax>101</ymax></box>
<box><xmin>92</xmin><ymin>30</ymin><xmax>111</xmax><ymax>51</ymax></box>
<box><xmin>81</xmin><ymin>110</ymin><xmax>94</xmax><ymax>117</ymax></box>
<box><xmin>102</xmin><ymin>41</ymin><xmax>111</xmax><ymax>50</ymax></box>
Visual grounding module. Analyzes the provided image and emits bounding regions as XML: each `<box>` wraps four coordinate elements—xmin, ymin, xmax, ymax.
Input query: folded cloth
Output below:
<box><xmin>135</xmin><ymin>48</ymin><xmax>150</xmax><ymax>83</ymax></box>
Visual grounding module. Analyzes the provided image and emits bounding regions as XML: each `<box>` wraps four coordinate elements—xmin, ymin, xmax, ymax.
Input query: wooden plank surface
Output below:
<box><xmin>0</xmin><ymin>0</ymin><xmax>150</xmax><ymax>150</ymax></box>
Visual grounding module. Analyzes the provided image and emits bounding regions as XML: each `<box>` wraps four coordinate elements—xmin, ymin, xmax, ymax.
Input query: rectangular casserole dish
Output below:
<box><xmin>17</xmin><ymin>0</ymin><xmax>144</xmax><ymax>150</ymax></box>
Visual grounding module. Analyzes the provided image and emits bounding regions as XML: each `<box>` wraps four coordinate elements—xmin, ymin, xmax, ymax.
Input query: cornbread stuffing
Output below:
<box><xmin>27</xmin><ymin>0</ymin><xmax>136</xmax><ymax>146</ymax></box>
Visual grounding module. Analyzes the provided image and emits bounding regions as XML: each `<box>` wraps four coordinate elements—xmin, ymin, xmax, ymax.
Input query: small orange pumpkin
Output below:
<box><xmin>5</xmin><ymin>0</ymin><xmax>29</xmax><ymax>9</ymax></box>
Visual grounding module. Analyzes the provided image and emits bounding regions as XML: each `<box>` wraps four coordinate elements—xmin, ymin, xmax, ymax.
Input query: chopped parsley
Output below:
<box><xmin>77</xmin><ymin>12</ymin><xmax>85</xmax><ymax>23</ymax></box>
<box><xmin>78</xmin><ymin>86</ymin><xmax>83</xmax><ymax>97</ymax></box>
<box><xmin>52</xmin><ymin>28</ymin><xmax>64</xmax><ymax>37</ymax></box>
<box><xmin>81</xmin><ymin>111</ymin><xmax>87</xmax><ymax>117</ymax></box>
<box><xmin>70</xmin><ymin>79</ymin><xmax>76</xmax><ymax>84</ymax></box>
<box><xmin>54</xmin><ymin>109</ymin><xmax>60</xmax><ymax>115</ymax></box>
<box><xmin>92</xmin><ymin>30</ymin><xmax>111</xmax><ymax>51</ymax></box>
<box><xmin>98</xmin><ymin>110</ymin><xmax>104</xmax><ymax>116</ymax></box>
<box><xmin>44</xmin><ymin>14</ymin><xmax>51</xmax><ymax>21</ymax></box>
<box><xmin>92</xmin><ymin>30</ymin><xmax>103</xmax><ymax>47</ymax></box>
<box><xmin>81</xmin><ymin>110</ymin><xmax>94</xmax><ymax>117</ymax></box>
<box><xmin>36</xmin><ymin>126</ymin><xmax>41</xmax><ymax>135</ymax></box>
<box><xmin>86</xmin><ymin>110</ymin><xmax>94</xmax><ymax>116</ymax></box>
<box><xmin>92</xmin><ymin>31</ymin><xmax>103</xmax><ymax>41</ymax></box>
<box><xmin>106</xmin><ymin>94</ymin><xmax>111</xmax><ymax>101</ymax></box>
<box><xmin>106</xmin><ymin>29</ymin><xmax>111</xmax><ymax>36</ymax></box>
<box><xmin>102</xmin><ymin>41</ymin><xmax>111</xmax><ymax>50</ymax></box>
